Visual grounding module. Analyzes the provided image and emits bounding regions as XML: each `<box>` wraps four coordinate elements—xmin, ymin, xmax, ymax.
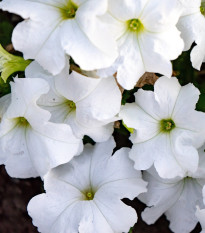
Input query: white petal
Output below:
<box><xmin>143</xmin><ymin>28</ymin><xmax>184</xmax><ymax>60</ymax></box>
<box><xmin>196</xmin><ymin>206</ymin><xmax>205</xmax><ymax>231</ymax></box>
<box><xmin>108</xmin><ymin>0</ymin><xmax>149</xmax><ymax>21</ymax></box>
<box><xmin>172</xmin><ymin>83</ymin><xmax>205</xmax><ymax>148</ymax></box>
<box><xmin>141</xmin><ymin>0</ymin><xmax>182</xmax><ymax>32</ymax></box>
<box><xmin>177</xmin><ymin>14</ymin><xmax>200</xmax><ymax>51</ymax></box>
<box><xmin>140</xmin><ymin>170</ymin><xmax>183</xmax><ymax>224</ymax></box>
<box><xmin>28</xmin><ymin>191</ymin><xmax>83</xmax><ymax>233</ymax></box>
<box><xmin>7</xmin><ymin>78</ymin><xmax>50</xmax><ymax>120</ymax></box>
<box><xmin>94</xmin><ymin>188</ymin><xmax>137</xmax><ymax>233</ymax></box>
<box><xmin>25</xmin><ymin>61</ymin><xmax>66</xmax><ymax>107</ymax></box>
<box><xmin>61</xmin><ymin>17</ymin><xmax>118</xmax><ymax>71</ymax></box>
<box><xmin>55</xmin><ymin>70</ymin><xmax>101</xmax><ymax>103</ymax></box>
<box><xmin>119</xmin><ymin>103</ymin><xmax>159</xmax><ymax>143</ymax></box>
<box><xmin>153</xmin><ymin>76</ymin><xmax>181</xmax><ymax>119</ymax></box>
<box><xmin>138</xmin><ymin>33</ymin><xmax>173</xmax><ymax>78</ymax></box>
<box><xmin>0</xmin><ymin>94</ymin><xmax>10</xmax><ymax>119</ymax></box>
<box><xmin>1</xmin><ymin>124</ymin><xmax>38</xmax><ymax>178</ymax></box>
<box><xmin>116</xmin><ymin>33</ymin><xmax>145</xmax><ymax>90</ymax></box>
<box><xmin>129</xmin><ymin>133</ymin><xmax>186</xmax><ymax>178</ymax></box>
<box><xmin>166</xmin><ymin>179</ymin><xmax>204</xmax><ymax>233</ymax></box>
<box><xmin>76</xmin><ymin>77</ymin><xmax>121</xmax><ymax>124</ymax></box>
<box><xmin>13</xmin><ymin>11</ymin><xmax>65</xmax><ymax>74</ymax></box>
<box><xmin>26</xmin><ymin>122</ymin><xmax>83</xmax><ymax>177</ymax></box>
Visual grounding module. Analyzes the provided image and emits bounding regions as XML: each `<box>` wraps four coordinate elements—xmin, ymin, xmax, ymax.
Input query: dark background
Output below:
<box><xmin>0</xmin><ymin>9</ymin><xmax>205</xmax><ymax>233</ymax></box>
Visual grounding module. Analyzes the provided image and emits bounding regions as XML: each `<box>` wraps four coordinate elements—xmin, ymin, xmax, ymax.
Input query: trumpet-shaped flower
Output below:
<box><xmin>0</xmin><ymin>0</ymin><xmax>118</xmax><ymax>75</ymax></box>
<box><xmin>177</xmin><ymin>0</ymin><xmax>205</xmax><ymax>70</ymax></box>
<box><xmin>139</xmin><ymin>144</ymin><xmax>205</xmax><ymax>233</ymax></box>
<box><xmin>97</xmin><ymin>0</ymin><xmax>184</xmax><ymax>90</ymax></box>
<box><xmin>0</xmin><ymin>78</ymin><xmax>83</xmax><ymax>178</ymax></box>
<box><xmin>25</xmin><ymin>61</ymin><xmax>121</xmax><ymax>142</ymax></box>
<box><xmin>28</xmin><ymin>138</ymin><xmax>147</xmax><ymax>233</ymax></box>
<box><xmin>119</xmin><ymin>76</ymin><xmax>205</xmax><ymax>178</ymax></box>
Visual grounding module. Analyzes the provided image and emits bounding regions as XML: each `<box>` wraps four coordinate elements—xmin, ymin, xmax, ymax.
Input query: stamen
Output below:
<box><xmin>127</xmin><ymin>19</ymin><xmax>144</xmax><ymax>33</ymax></box>
<box><xmin>160</xmin><ymin>119</ymin><xmax>176</xmax><ymax>133</ymax></box>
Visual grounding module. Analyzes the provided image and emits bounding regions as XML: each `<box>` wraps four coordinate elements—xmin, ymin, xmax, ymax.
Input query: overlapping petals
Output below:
<box><xmin>139</xmin><ymin>144</ymin><xmax>205</xmax><ymax>233</ymax></box>
<box><xmin>120</xmin><ymin>76</ymin><xmax>205</xmax><ymax>178</ymax></box>
<box><xmin>0</xmin><ymin>0</ymin><xmax>118</xmax><ymax>75</ymax></box>
<box><xmin>25</xmin><ymin>61</ymin><xmax>121</xmax><ymax>142</ymax></box>
<box><xmin>98</xmin><ymin>0</ymin><xmax>184</xmax><ymax>89</ymax></box>
<box><xmin>0</xmin><ymin>78</ymin><xmax>83</xmax><ymax>178</ymax></box>
<box><xmin>28</xmin><ymin>138</ymin><xmax>147</xmax><ymax>233</ymax></box>
<box><xmin>178</xmin><ymin>0</ymin><xmax>205</xmax><ymax>70</ymax></box>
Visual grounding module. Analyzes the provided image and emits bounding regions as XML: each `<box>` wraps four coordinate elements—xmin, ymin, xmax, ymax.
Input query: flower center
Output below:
<box><xmin>85</xmin><ymin>191</ymin><xmax>94</xmax><ymax>200</ymax></box>
<box><xmin>18</xmin><ymin>117</ymin><xmax>29</xmax><ymax>127</ymax></box>
<box><xmin>67</xmin><ymin>100</ymin><xmax>76</xmax><ymax>109</ymax></box>
<box><xmin>160</xmin><ymin>119</ymin><xmax>175</xmax><ymax>133</ymax></box>
<box><xmin>201</xmin><ymin>1</ymin><xmax>205</xmax><ymax>16</ymax></box>
<box><xmin>60</xmin><ymin>0</ymin><xmax>78</xmax><ymax>20</ymax></box>
<box><xmin>127</xmin><ymin>18</ymin><xmax>144</xmax><ymax>33</ymax></box>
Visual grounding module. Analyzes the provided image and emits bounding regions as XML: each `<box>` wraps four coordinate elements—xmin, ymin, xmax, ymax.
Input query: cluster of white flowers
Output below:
<box><xmin>0</xmin><ymin>0</ymin><xmax>205</xmax><ymax>232</ymax></box>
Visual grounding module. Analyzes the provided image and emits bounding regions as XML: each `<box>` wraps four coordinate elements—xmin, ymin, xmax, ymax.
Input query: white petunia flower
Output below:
<box><xmin>28</xmin><ymin>138</ymin><xmax>147</xmax><ymax>233</ymax></box>
<box><xmin>119</xmin><ymin>76</ymin><xmax>205</xmax><ymax>178</ymax></box>
<box><xmin>177</xmin><ymin>0</ymin><xmax>205</xmax><ymax>70</ymax></box>
<box><xmin>97</xmin><ymin>0</ymin><xmax>184</xmax><ymax>90</ymax></box>
<box><xmin>139</xmin><ymin>144</ymin><xmax>205</xmax><ymax>233</ymax></box>
<box><xmin>0</xmin><ymin>78</ymin><xmax>83</xmax><ymax>178</ymax></box>
<box><xmin>0</xmin><ymin>0</ymin><xmax>118</xmax><ymax>75</ymax></box>
<box><xmin>25</xmin><ymin>61</ymin><xmax>122</xmax><ymax>142</ymax></box>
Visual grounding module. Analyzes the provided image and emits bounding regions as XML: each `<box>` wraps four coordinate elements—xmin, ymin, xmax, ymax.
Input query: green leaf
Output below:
<box><xmin>0</xmin><ymin>76</ymin><xmax>11</xmax><ymax>97</ymax></box>
<box><xmin>128</xmin><ymin>227</ymin><xmax>133</xmax><ymax>233</ymax></box>
<box><xmin>122</xmin><ymin>121</ymin><xmax>134</xmax><ymax>134</ymax></box>
<box><xmin>0</xmin><ymin>44</ymin><xmax>31</xmax><ymax>82</ymax></box>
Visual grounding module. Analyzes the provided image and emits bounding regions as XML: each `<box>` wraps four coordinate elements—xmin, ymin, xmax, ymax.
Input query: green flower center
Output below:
<box><xmin>67</xmin><ymin>100</ymin><xmax>76</xmax><ymax>109</ymax></box>
<box><xmin>127</xmin><ymin>19</ymin><xmax>144</xmax><ymax>33</ymax></box>
<box><xmin>160</xmin><ymin>119</ymin><xmax>175</xmax><ymax>133</ymax></box>
<box><xmin>60</xmin><ymin>0</ymin><xmax>78</xmax><ymax>20</ymax></box>
<box><xmin>201</xmin><ymin>2</ymin><xmax>205</xmax><ymax>15</ymax></box>
<box><xmin>18</xmin><ymin>117</ymin><xmax>29</xmax><ymax>127</ymax></box>
<box><xmin>85</xmin><ymin>191</ymin><xmax>94</xmax><ymax>200</ymax></box>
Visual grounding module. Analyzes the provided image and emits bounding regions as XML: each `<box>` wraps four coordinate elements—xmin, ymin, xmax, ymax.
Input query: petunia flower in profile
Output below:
<box><xmin>0</xmin><ymin>78</ymin><xmax>83</xmax><ymax>178</ymax></box>
<box><xmin>25</xmin><ymin>61</ymin><xmax>122</xmax><ymax>142</ymax></box>
<box><xmin>138</xmin><ymin>144</ymin><xmax>205</xmax><ymax>233</ymax></box>
<box><xmin>177</xmin><ymin>0</ymin><xmax>205</xmax><ymax>70</ymax></box>
<box><xmin>0</xmin><ymin>0</ymin><xmax>118</xmax><ymax>75</ymax></box>
<box><xmin>119</xmin><ymin>76</ymin><xmax>205</xmax><ymax>178</ymax></box>
<box><xmin>196</xmin><ymin>185</ymin><xmax>205</xmax><ymax>233</ymax></box>
<box><xmin>97</xmin><ymin>0</ymin><xmax>184</xmax><ymax>90</ymax></box>
<box><xmin>28</xmin><ymin>138</ymin><xmax>147</xmax><ymax>233</ymax></box>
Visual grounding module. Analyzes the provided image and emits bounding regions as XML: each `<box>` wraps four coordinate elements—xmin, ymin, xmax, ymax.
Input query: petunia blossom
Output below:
<box><xmin>119</xmin><ymin>76</ymin><xmax>205</xmax><ymax>178</ymax></box>
<box><xmin>139</xmin><ymin>144</ymin><xmax>205</xmax><ymax>233</ymax></box>
<box><xmin>177</xmin><ymin>0</ymin><xmax>205</xmax><ymax>70</ymax></box>
<box><xmin>97</xmin><ymin>0</ymin><xmax>184</xmax><ymax>90</ymax></box>
<box><xmin>28</xmin><ymin>138</ymin><xmax>147</xmax><ymax>233</ymax></box>
<box><xmin>0</xmin><ymin>78</ymin><xmax>83</xmax><ymax>178</ymax></box>
<box><xmin>0</xmin><ymin>0</ymin><xmax>118</xmax><ymax>75</ymax></box>
<box><xmin>25</xmin><ymin>61</ymin><xmax>122</xmax><ymax>142</ymax></box>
